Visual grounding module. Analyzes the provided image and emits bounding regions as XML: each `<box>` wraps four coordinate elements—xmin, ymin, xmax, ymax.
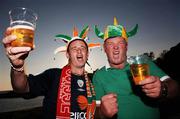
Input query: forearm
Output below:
<box><xmin>11</xmin><ymin>67</ymin><xmax>29</xmax><ymax>93</ymax></box>
<box><xmin>95</xmin><ymin>105</ymin><xmax>109</xmax><ymax>119</ymax></box>
<box><xmin>165</xmin><ymin>78</ymin><xmax>180</xmax><ymax>98</ymax></box>
<box><xmin>161</xmin><ymin>79</ymin><xmax>180</xmax><ymax>99</ymax></box>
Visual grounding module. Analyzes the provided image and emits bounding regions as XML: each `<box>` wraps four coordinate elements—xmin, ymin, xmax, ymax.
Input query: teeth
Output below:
<box><xmin>113</xmin><ymin>51</ymin><xmax>119</xmax><ymax>55</ymax></box>
<box><xmin>77</xmin><ymin>56</ymin><xmax>83</xmax><ymax>59</ymax></box>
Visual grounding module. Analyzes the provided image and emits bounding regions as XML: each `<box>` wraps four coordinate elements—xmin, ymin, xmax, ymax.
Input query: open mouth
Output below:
<box><xmin>77</xmin><ymin>56</ymin><xmax>83</xmax><ymax>61</ymax></box>
<box><xmin>113</xmin><ymin>51</ymin><xmax>119</xmax><ymax>55</ymax></box>
<box><xmin>113</xmin><ymin>51</ymin><xmax>120</xmax><ymax>59</ymax></box>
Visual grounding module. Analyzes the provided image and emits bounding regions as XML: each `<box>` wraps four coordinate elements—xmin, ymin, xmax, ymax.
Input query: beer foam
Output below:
<box><xmin>11</xmin><ymin>20</ymin><xmax>35</xmax><ymax>30</ymax></box>
<box><xmin>12</xmin><ymin>25</ymin><xmax>34</xmax><ymax>30</ymax></box>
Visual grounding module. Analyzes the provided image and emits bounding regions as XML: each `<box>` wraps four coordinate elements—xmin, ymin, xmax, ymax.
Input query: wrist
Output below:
<box><xmin>160</xmin><ymin>81</ymin><xmax>168</xmax><ymax>98</ymax></box>
<box><xmin>10</xmin><ymin>64</ymin><xmax>24</xmax><ymax>72</ymax></box>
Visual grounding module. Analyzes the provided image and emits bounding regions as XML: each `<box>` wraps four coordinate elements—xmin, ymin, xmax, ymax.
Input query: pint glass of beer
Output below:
<box><xmin>9</xmin><ymin>7</ymin><xmax>38</xmax><ymax>48</ymax></box>
<box><xmin>127</xmin><ymin>55</ymin><xmax>150</xmax><ymax>85</ymax></box>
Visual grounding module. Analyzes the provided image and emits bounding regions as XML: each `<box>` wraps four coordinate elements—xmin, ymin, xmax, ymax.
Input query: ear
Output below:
<box><xmin>103</xmin><ymin>42</ymin><xmax>107</xmax><ymax>53</ymax></box>
<box><xmin>87</xmin><ymin>50</ymin><xmax>89</xmax><ymax>58</ymax></box>
<box><xmin>66</xmin><ymin>51</ymin><xmax>69</xmax><ymax>59</ymax></box>
<box><xmin>124</xmin><ymin>41</ymin><xmax>128</xmax><ymax>50</ymax></box>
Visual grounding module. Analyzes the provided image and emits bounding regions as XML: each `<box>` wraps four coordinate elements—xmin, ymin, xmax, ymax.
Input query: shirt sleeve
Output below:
<box><xmin>147</xmin><ymin>59</ymin><xmax>169</xmax><ymax>81</ymax></box>
<box><xmin>27</xmin><ymin>68</ymin><xmax>60</xmax><ymax>97</ymax></box>
<box><xmin>92</xmin><ymin>70</ymin><xmax>105</xmax><ymax>101</ymax></box>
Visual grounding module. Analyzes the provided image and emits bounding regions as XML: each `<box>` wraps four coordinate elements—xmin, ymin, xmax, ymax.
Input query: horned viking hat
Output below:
<box><xmin>94</xmin><ymin>17</ymin><xmax>138</xmax><ymax>42</ymax></box>
<box><xmin>54</xmin><ymin>26</ymin><xmax>100</xmax><ymax>54</ymax></box>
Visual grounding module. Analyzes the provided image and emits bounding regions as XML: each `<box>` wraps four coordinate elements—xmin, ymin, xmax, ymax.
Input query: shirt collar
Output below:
<box><xmin>105</xmin><ymin>61</ymin><xmax>111</xmax><ymax>70</ymax></box>
<box><xmin>105</xmin><ymin>61</ymin><xmax>129</xmax><ymax>71</ymax></box>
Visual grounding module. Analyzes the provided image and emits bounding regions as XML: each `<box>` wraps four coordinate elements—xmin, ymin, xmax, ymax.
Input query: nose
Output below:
<box><xmin>77</xmin><ymin>48</ymin><xmax>82</xmax><ymax>53</ymax></box>
<box><xmin>113</xmin><ymin>44</ymin><xmax>119</xmax><ymax>50</ymax></box>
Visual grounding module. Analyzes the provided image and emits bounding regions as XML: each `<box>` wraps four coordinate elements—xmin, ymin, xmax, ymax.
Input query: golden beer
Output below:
<box><xmin>130</xmin><ymin>63</ymin><xmax>150</xmax><ymax>85</ymax></box>
<box><xmin>11</xmin><ymin>25</ymin><xmax>34</xmax><ymax>48</ymax></box>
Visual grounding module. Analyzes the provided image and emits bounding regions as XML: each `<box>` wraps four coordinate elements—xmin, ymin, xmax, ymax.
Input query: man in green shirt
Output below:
<box><xmin>93</xmin><ymin>17</ymin><xmax>179</xmax><ymax>119</ymax></box>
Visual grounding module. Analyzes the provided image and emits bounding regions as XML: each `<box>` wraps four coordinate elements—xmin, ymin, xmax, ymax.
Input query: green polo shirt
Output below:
<box><xmin>93</xmin><ymin>60</ymin><xmax>167</xmax><ymax>119</ymax></box>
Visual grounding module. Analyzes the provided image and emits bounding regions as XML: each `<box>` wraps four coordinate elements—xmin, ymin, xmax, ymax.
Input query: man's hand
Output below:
<box><xmin>2</xmin><ymin>27</ymin><xmax>31</xmax><ymax>68</ymax></box>
<box><xmin>100</xmin><ymin>93</ymin><xmax>118</xmax><ymax>118</ymax></box>
<box><xmin>139</xmin><ymin>76</ymin><xmax>161</xmax><ymax>98</ymax></box>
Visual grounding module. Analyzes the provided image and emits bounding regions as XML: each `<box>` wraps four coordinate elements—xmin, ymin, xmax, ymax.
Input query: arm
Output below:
<box><xmin>162</xmin><ymin>78</ymin><xmax>179</xmax><ymax>99</ymax></box>
<box><xmin>2</xmin><ymin>27</ymin><xmax>31</xmax><ymax>93</ymax></box>
<box><xmin>139</xmin><ymin>58</ymin><xmax>180</xmax><ymax>99</ymax></box>
<box><xmin>139</xmin><ymin>76</ymin><xmax>180</xmax><ymax>99</ymax></box>
<box><xmin>93</xmin><ymin>71</ymin><xmax>118</xmax><ymax>118</ymax></box>
<box><xmin>99</xmin><ymin>93</ymin><xmax>118</xmax><ymax>118</ymax></box>
<box><xmin>11</xmin><ymin>67</ymin><xmax>29</xmax><ymax>93</ymax></box>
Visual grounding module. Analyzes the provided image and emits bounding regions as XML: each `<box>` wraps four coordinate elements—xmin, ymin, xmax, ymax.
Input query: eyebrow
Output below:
<box><xmin>70</xmin><ymin>45</ymin><xmax>87</xmax><ymax>49</ymax></box>
<box><xmin>106</xmin><ymin>41</ymin><xmax>126</xmax><ymax>44</ymax></box>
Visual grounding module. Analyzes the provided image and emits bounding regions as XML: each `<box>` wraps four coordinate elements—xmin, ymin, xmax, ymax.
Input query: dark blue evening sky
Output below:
<box><xmin>0</xmin><ymin>0</ymin><xmax>179</xmax><ymax>90</ymax></box>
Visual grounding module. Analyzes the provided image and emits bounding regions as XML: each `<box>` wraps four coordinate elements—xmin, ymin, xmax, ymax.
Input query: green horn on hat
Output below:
<box><xmin>79</xmin><ymin>25</ymin><xmax>89</xmax><ymax>39</ymax></box>
<box><xmin>127</xmin><ymin>24</ymin><xmax>138</xmax><ymax>37</ymax></box>
<box><xmin>94</xmin><ymin>25</ymin><xmax>104</xmax><ymax>39</ymax></box>
<box><xmin>55</xmin><ymin>34</ymin><xmax>72</xmax><ymax>42</ymax></box>
<box><xmin>94</xmin><ymin>17</ymin><xmax>138</xmax><ymax>41</ymax></box>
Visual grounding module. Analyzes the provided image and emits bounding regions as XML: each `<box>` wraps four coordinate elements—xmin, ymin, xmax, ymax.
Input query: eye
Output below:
<box><xmin>119</xmin><ymin>42</ymin><xmax>126</xmax><ymax>47</ymax></box>
<box><xmin>106</xmin><ymin>42</ymin><xmax>113</xmax><ymax>47</ymax></box>
<box><xmin>80</xmin><ymin>46</ymin><xmax>86</xmax><ymax>51</ymax></box>
<box><xmin>70</xmin><ymin>47</ymin><xmax>78</xmax><ymax>51</ymax></box>
<box><xmin>70</xmin><ymin>46</ymin><xmax>87</xmax><ymax>52</ymax></box>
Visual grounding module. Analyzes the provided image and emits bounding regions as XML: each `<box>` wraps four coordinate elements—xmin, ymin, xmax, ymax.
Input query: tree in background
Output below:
<box><xmin>155</xmin><ymin>43</ymin><xmax>180</xmax><ymax>82</ymax></box>
<box><xmin>155</xmin><ymin>42</ymin><xmax>180</xmax><ymax>119</ymax></box>
<box><xmin>143</xmin><ymin>51</ymin><xmax>155</xmax><ymax>60</ymax></box>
